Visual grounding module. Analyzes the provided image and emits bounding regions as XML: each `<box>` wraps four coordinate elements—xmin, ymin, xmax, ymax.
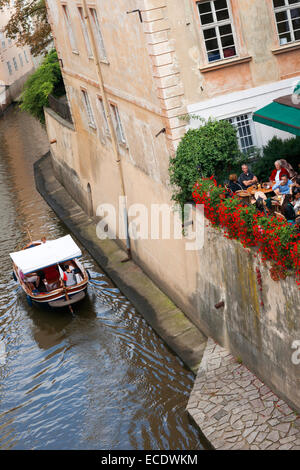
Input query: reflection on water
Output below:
<box><xmin>0</xmin><ymin>107</ymin><xmax>203</xmax><ymax>450</ymax></box>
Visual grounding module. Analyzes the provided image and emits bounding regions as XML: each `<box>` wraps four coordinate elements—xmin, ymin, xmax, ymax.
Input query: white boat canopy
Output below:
<box><xmin>10</xmin><ymin>235</ymin><xmax>82</xmax><ymax>274</ymax></box>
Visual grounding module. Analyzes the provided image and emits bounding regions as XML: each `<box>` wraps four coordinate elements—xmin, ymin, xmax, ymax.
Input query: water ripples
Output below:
<box><xmin>0</xmin><ymin>107</ymin><xmax>203</xmax><ymax>450</ymax></box>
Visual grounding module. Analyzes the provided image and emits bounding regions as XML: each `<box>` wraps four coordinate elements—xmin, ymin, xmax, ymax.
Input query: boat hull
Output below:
<box><xmin>13</xmin><ymin>264</ymin><xmax>89</xmax><ymax>309</ymax></box>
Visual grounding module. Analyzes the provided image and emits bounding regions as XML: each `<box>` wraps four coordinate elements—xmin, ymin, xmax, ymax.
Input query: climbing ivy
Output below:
<box><xmin>20</xmin><ymin>49</ymin><xmax>65</xmax><ymax>124</ymax></box>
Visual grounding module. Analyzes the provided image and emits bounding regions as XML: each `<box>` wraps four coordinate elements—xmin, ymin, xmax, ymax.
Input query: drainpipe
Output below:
<box><xmin>82</xmin><ymin>0</ymin><xmax>131</xmax><ymax>260</ymax></box>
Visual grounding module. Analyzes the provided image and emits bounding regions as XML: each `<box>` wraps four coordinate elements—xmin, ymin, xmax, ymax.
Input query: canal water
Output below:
<box><xmin>0</xmin><ymin>107</ymin><xmax>203</xmax><ymax>450</ymax></box>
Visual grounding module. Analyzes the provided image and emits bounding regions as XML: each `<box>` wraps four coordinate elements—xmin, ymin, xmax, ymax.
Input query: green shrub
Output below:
<box><xmin>20</xmin><ymin>49</ymin><xmax>65</xmax><ymax>123</ymax></box>
<box><xmin>169</xmin><ymin>118</ymin><xmax>241</xmax><ymax>206</ymax></box>
<box><xmin>253</xmin><ymin>136</ymin><xmax>300</xmax><ymax>181</ymax></box>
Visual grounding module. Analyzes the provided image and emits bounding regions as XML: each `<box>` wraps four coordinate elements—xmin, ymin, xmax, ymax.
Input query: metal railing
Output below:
<box><xmin>48</xmin><ymin>94</ymin><xmax>73</xmax><ymax>124</ymax></box>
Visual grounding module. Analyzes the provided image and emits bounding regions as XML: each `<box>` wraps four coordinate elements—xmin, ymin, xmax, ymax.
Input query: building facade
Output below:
<box><xmin>0</xmin><ymin>4</ymin><xmax>35</xmax><ymax>111</ymax></box>
<box><xmin>44</xmin><ymin>0</ymin><xmax>300</xmax><ymax>410</ymax></box>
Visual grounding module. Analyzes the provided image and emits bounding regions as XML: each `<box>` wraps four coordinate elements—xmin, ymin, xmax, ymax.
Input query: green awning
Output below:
<box><xmin>253</xmin><ymin>101</ymin><xmax>300</xmax><ymax>136</ymax></box>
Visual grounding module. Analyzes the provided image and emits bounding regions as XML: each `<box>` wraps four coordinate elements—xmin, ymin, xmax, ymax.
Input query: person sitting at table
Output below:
<box><xmin>272</xmin><ymin>174</ymin><xmax>293</xmax><ymax>195</ymax></box>
<box><xmin>282</xmin><ymin>195</ymin><xmax>296</xmax><ymax>224</ymax></box>
<box><xmin>228</xmin><ymin>174</ymin><xmax>243</xmax><ymax>194</ymax></box>
<box><xmin>270</xmin><ymin>160</ymin><xmax>289</xmax><ymax>183</ymax></box>
<box><xmin>292</xmin><ymin>189</ymin><xmax>300</xmax><ymax>215</ymax></box>
<box><xmin>279</xmin><ymin>159</ymin><xmax>297</xmax><ymax>181</ymax></box>
<box><xmin>238</xmin><ymin>164</ymin><xmax>258</xmax><ymax>189</ymax></box>
<box><xmin>290</xmin><ymin>177</ymin><xmax>300</xmax><ymax>195</ymax></box>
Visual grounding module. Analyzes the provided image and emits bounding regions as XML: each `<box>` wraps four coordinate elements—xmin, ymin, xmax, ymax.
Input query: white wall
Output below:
<box><xmin>187</xmin><ymin>76</ymin><xmax>300</xmax><ymax>148</ymax></box>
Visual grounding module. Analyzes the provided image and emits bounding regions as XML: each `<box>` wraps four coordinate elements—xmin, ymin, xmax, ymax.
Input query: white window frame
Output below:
<box><xmin>62</xmin><ymin>4</ymin><xmax>78</xmax><ymax>53</ymax></box>
<box><xmin>78</xmin><ymin>6</ymin><xmax>93</xmax><ymax>58</ymax></box>
<box><xmin>81</xmin><ymin>89</ymin><xmax>96</xmax><ymax>129</ymax></box>
<box><xmin>227</xmin><ymin>113</ymin><xmax>257</xmax><ymax>154</ymax></box>
<box><xmin>197</xmin><ymin>0</ymin><xmax>238</xmax><ymax>63</ymax></box>
<box><xmin>110</xmin><ymin>104</ymin><xmax>126</xmax><ymax>145</ymax></box>
<box><xmin>273</xmin><ymin>0</ymin><xmax>300</xmax><ymax>45</ymax></box>
<box><xmin>97</xmin><ymin>97</ymin><xmax>110</xmax><ymax>135</ymax></box>
<box><xmin>89</xmin><ymin>7</ymin><xmax>107</xmax><ymax>61</ymax></box>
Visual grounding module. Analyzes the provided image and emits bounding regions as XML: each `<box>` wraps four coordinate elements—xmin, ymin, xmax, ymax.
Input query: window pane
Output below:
<box><xmin>276</xmin><ymin>11</ymin><xmax>288</xmax><ymax>22</ymax></box>
<box><xmin>295</xmin><ymin>28</ymin><xmax>300</xmax><ymax>39</ymax></box>
<box><xmin>223</xmin><ymin>46</ymin><xmax>236</xmax><ymax>57</ymax></box>
<box><xmin>277</xmin><ymin>21</ymin><xmax>290</xmax><ymax>33</ymax></box>
<box><xmin>221</xmin><ymin>34</ymin><xmax>234</xmax><ymax>47</ymax></box>
<box><xmin>279</xmin><ymin>32</ymin><xmax>292</xmax><ymax>42</ymax></box>
<box><xmin>216</xmin><ymin>9</ymin><xmax>230</xmax><ymax>21</ymax></box>
<box><xmin>219</xmin><ymin>24</ymin><xmax>232</xmax><ymax>35</ymax></box>
<box><xmin>205</xmin><ymin>38</ymin><xmax>219</xmax><ymax>51</ymax></box>
<box><xmin>208</xmin><ymin>50</ymin><xmax>221</xmax><ymax>61</ymax></box>
<box><xmin>214</xmin><ymin>0</ymin><xmax>227</xmax><ymax>10</ymax></box>
<box><xmin>288</xmin><ymin>0</ymin><xmax>300</xmax><ymax>4</ymax></box>
<box><xmin>203</xmin><ymin>27</ymin><xmax>217</xmax><ymax>39</ymax></box>
<box><xmin>273</xmin><ymin>0</ymin><xmax>285</xmax><ymax>6</ymax></box>
<box><xmin>198</xmin><ymin>2</ymin><xmax>212</xmax><ymax>14</ymax></box>
<box><xmin>292</xmin><ymin>18</ymin><xmax>300</xmax><ymax>30</ymax></box>
<box><xmin>291</xmin><ymin>7</ymin><xmax>300</xmax><ymax>18</ymax></box>
<box><xmin>200</xmin><ymin>12</ymin><xmax>214</xmax><ymax>25</ymax></box>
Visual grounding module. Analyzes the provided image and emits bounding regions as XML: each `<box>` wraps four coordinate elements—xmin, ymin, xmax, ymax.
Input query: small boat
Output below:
<box><xmin>10</xmin><ymin>235</ymin><xmax>89</xmax><ymax>309</ymax></box>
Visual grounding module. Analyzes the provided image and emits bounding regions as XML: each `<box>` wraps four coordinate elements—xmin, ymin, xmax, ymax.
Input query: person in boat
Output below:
<box><xmin>63</xmin><ymin>264</ymin><xmax>77</xmax><ymax>287</ymax></box>
<box><xmin>24</xmin><ymin>272</ymin><xmax>40</xmax><ymax>289</ymax></box>
<box><xmin>43</xmin><ymin>265</ymin><xmax>60</xmax><ymax>291</ymax></box>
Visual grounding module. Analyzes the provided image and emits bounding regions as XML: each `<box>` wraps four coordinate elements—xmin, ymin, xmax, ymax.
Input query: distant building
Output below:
<box><xmin>0</xmin><ymin>4</ymin><xmax>35</xmax><ymax>112</ymax></box>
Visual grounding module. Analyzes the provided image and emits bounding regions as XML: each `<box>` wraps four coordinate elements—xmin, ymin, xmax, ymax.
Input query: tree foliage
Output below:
<box><xmin>169</xmin><ymin>118</ymin><xmax>241</xmax><ymax>206</ymax></box>
<box><xmin>0</xmin><ymin>0</ymin><xmax>52</xmax><ymax>56</ymax></box>
<box><xmin>20</xmin><ymin>49</ymin><xmax>65</xmax><ymax>123</ymax></box>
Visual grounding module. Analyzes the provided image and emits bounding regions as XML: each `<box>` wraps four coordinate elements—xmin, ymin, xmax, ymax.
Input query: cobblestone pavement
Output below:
<box><xmin>187</xmin><ymin>338</ymin><xmax>300</xmax><ymax>450</ymax></box>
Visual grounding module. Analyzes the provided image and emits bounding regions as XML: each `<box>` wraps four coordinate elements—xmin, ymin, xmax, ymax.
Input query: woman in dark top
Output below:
<box><xmin>282</xmin><ymin>195</ymin><xmax>296</xmax><ymax>223</ymax></box>
<box><xmin>228</xmin><ymin>174</ymin><xmax>243</xmax><ymax>194</ymax></box>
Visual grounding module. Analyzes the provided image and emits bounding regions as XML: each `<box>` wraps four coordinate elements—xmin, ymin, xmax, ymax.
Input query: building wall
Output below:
<box><xmin>0</xmin><ymin>5</ymin><xmax>35</xmax><ymax>110</ymax></box>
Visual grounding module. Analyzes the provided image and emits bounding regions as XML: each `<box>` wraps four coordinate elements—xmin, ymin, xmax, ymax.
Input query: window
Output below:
<box><xmin>13</xmin><ymin>57</ymin><xmax>18</xmax><ymax>71</ymax></box>
<box><xmin>89</xmin><ymin>8</ymin><xmax>107</xmax><ymax>60</ymax></box>
<box><xmin>78</xmin><ymin>7</ymin><xmax>93</xmax><ymax>57</ymax></box>
<box><xmin>0</xmin><ymin>32</ymin><xmax>5</xmax><ymax>48</ymax></box>
<box><xmin>110</xmin><ymin>104</ymin><xmax>126</xmax><ymax>144</ymax></box>
<box><xmin>19</xmin><ymin>53</ymin><xmax>23</xmax><ymax>67</ymax></box>
<box><xmin>81</xmin><ymin>90</ymin><xmax>96</xmax><ymax>128</ymax></box>
<box><xmin>24</xmin><ymin>50</ymin><xmax>29</xmax><ymax>63</ymax></box>
<box><xmin>97</xmin><ymin>97</ymin><xmax>110</xmax><ymax>134</ymax></box>
<box><xmin>197</xmin><ymin>0</ymin><xmax>237</xmax><ymax>62</ymax></box>
<box><xmin>273</xmin><ymin>0</ymin><xmax>300</xmax><ymax>44</ymax></box>
<box><xmin>62</xmin><ymin>4</ymin><xmax>78</xmax><ymax>52</ymax></box>
<box><xmin>227</xmin><ymin>114</ymin><xmax>256</xmax><ymax>154</ymax></box>
<box><xmin>6</xmin><ymin>61</ymin><xmax>12</xmax><ymax>75</ymax></box>
<box><xmin>8</xmin><ymin>38</ymin><xmax>12</xmax><ymax>45</ymax></box>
